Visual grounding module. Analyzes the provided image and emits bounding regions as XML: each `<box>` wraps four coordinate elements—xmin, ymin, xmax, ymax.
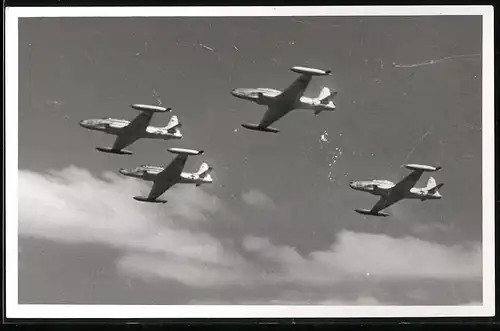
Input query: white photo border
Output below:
<box><xmin>5</xmin><ymin>5</ymin><xmax>495</xmax><ymax>319</ymax></box>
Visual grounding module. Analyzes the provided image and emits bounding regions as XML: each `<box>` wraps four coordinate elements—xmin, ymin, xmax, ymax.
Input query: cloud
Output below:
<box><xmin>241</xmin><ymin>189</ymin><xmax>275</xmax><ymax>209</ymax></box>
<box><xmin>242</xmin><ymin>231</ymin><xmax>481</xmax><ymax>285</ymax></box>
<box><xmin>18</xmin><ymin>166</ymin><xmax>482</xmax><ymax>304</ymax></box>
<box><xmin>189</xmin><ymin>295</ymin><xmax>382</xmax><ymax>306</ymax></box>
<box><xmin>268</xmin><ymin>296</ymin><xmax>381</xmax><ymax>306</ymax></box>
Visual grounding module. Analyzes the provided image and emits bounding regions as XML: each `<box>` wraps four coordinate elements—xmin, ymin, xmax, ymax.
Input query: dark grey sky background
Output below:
<box><xmin>18</xmin><ymin>16</ymin><xmax>483</xmax><ymax>306</ymax></box>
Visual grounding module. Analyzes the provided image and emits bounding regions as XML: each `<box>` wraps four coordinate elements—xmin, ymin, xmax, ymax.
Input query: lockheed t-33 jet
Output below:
<box><xmin>79</xmin><ymin>104</ymin><xmax>182</xmax><ymax>155</ymax></box>
<box><xmin>119</xmin><ymin>147</ymin><xmax>214</xmax><ymax>203</ymax></box>
<box><xmin>231</xmin><ymin>66</ymin><xmax>337</xmax><ymax>133</ymax></box>
<box><xmin>349</xmin><ymin>164</ymin><xmax>444</xmax><ymax>217</ymax></box>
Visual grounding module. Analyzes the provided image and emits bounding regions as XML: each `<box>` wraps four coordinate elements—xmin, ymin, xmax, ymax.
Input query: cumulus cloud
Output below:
<box><xmin>242</xmin><ymin>231</ymin><xmax>481</xmax><ymax>285</ymax></box>
<box><xmin>18</xmin><ymin>166</ymin><xmax>482</xmax><ymax>304</ymax></box>
<box><xmin>19</xmin><ymin>166</ymin><xmax>249</xmax><ymax>288</ymax></box>
<box><xmin>241</xmin><ymin>189</ymin><xmax>275</xmax><ymax>209</ymax></box>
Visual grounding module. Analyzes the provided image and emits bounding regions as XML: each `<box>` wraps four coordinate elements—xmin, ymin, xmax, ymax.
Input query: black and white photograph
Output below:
<box><xmin>5</xmin><ymin>6</ymin><xmax>495</xmax><ymax>319</ymax></box>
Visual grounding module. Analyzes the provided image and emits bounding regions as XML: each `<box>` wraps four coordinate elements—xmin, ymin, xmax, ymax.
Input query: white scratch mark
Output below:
<box><xmin>47</xmin><ymin>100</ymin><xmax>63</xmax><ymax>106</ymax></box>
<box><xmin>152</xmin><ymin>89</ymin><xmax>162</xmax><ymax>106</ymax></box>
<box><xmin>403</xmin><ymin>123</ymin><xmax>435</xmax><ymax>164</ymax></box>
<box><xmin>200</xmin><ymin>44</ymin><xmax>214</xmax><ymax>52</ymax></box>
<box><xmin>393</xmin><ymin>53</ymin><xmax>480</xmax><ymax>68</ymax></box>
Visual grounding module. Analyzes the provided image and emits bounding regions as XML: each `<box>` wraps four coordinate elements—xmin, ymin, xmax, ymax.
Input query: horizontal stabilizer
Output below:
<box><xmin>96</xmin><ymin>147</ymin><xmax>133</xmax><ymax>155</ymax></box>
<box><xmin>167</xmin><ymin>147</ymin><xmax>204</xmax><ymax>155</ymax></box>
<box><xmin>317</xmin><ymin>87</ymin><xmax>332</xmax><ymax>102</ymax></box>
<box><xmin>354</xmin><ymin>208</ymin><xmax>390</xmax><ymax>217</ymax></box>
<box><xmin>133</xmin><ymin>196</ymin><xmax>168</xmax><ymax>204</ymax></box>
<box><xmin>241</xmin><ymin>123</ymin><xmax>280</xmax><ymax>133</ymax></box>
<box><xmin>428</xmin><ymin>183</ymin><xmax>444</xmax><ymax>194</ymax></box>
<box><xmin>404</xmin><ymin>164</ymin><xmax>442</xmax><ymax>172</ymax></box>
<box><xmin>130</xmin><ymin>104</ymin><xmax>172</xmax><ymax>113</ymax></box>
<box><xmin>290</xmin><ymin>66</ymin><xmax>332</xmax><ymax>76</ymax></box>
<box><xmin>197</xmin><ymin>162</ymin><xmax>213</xmax><ymax>178</ymax></box>
<box><xmin>165</xmin><ymin>115</ymin><xmax>182</xmax><ymax>131</ymax></box>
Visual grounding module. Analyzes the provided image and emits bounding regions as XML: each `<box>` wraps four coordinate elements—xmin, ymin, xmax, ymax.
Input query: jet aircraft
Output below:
<box><xmin>119</xmin><ymin>147</ymin><xmax>213</xmax><ymax>203</ymax></box>
<box><xmin>349</xmin><ymin>164</ymin><xmax>444</xmax><ymax>217</ymax></box>
<box><xmin>231</xmin><ymin>66</ymin><xmax>337</xmax><ymax>133</ymax></box>
<box><xmin>79</xmin><ymin>104</ymin><xmax>182</xmax><ymax>155</ymax></box>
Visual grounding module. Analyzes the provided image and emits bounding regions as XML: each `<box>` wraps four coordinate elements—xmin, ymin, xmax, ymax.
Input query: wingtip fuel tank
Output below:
<box><xmin>290</xmin><ymin>66</ymin><xmax>332</xmax><ymax>76</ymax></box>
<box><xmin>404</xmin><ymin>164</ymin><xmax>442</xmax><ymax>172</ymax></box>
<box><xmin>96</xmin><ymin>147</ymin><xmax>134</xmax><ymax>155</ymax></box>
<box><xmin>133</xmin><ymin>196</ymin><xmax>168</xmax><ymax>203</ymax></box>
<box><xmin>241</xmin><ymin>123</ymin><xmax>280</xmax><ymax>133</ymax></box>
<box><xmin>354</xmin><ymin>209</ymin><xmax>390</xmax><ymax>217</ymax></box>
<box><xmin>130</xmin><ymin>104</ymin><xmax>172</xmax><ymax>113</ymax></box>
<box><xmin>167</xmin><ymin>147</ymin><xmax>204</xmax><ymax>155</ymax></box>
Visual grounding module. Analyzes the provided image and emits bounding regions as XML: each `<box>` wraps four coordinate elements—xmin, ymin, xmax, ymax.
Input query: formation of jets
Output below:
<box><xmin>80</xmin><ymin>65</ymin><xmax>443</xmax><ymax>216</ymax></box>
<box><xmin>80</xmin><ymin>104</ymin><xmax>212</xmax><ymax>203</ymax></box>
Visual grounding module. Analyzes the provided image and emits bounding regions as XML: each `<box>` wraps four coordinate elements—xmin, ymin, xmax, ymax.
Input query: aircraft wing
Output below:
<box><xmin>111</xmin><ymin>134</ymin><xmax>140</xmax><ymax>151</ymax></box>
<box><xmin>110</xmin><ymin>112</ymin><xmax>155</xmax><ymax>150</ymax></box>
<box><xmin>145</xmin><ymin>154</ymin><xmax>188</xmax><ymax>200</ymax></box>
<box><xmin>390</xmin><ymin>169</ymin><xmax>426</xmax><ymax>197</ymax></box>
<box><xmin>369</xmin><ymin>195</ymin><xmax>403</xmax><ymax>214</ymax></box>
<box><xmin>126</xmin><ymin>111</ymin><xmax>154</xmax><ymax>132</ymax></box>
<box><xmin>257</xmin><ymin>106</ymin><xmax>291</xmax><ymax>128</ymax></box>
<box><xmin>274</xmin><ymin>74</ymin><xmax>313</xmax><ymax>106</ymax></box>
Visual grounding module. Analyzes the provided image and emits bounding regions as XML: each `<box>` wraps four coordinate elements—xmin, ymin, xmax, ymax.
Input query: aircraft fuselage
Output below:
<box><xmin>349</xmin><ymin>180</ymin><xmax>442</xmax><ymax>201</ymax></box>
<box><xmin>119</xmin><ymin>166</ymin><xmax>213</xmax><ymax>185</ymax></box>
<box><xmin>231</xmin><ymin>88</ymin><xmax>336</xmax><ymax>113</ymax></box>
<box><xmin>79</xmin><ymin>118</ymin><xmax>182</xmax><ymax>140</ymax></box>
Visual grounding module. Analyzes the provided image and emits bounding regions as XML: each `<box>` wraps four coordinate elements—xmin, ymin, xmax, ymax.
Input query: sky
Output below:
<box><xmin>17</xmin><ymin>15</ymin><xmax>484</xmax><ymax>306</ymax></box>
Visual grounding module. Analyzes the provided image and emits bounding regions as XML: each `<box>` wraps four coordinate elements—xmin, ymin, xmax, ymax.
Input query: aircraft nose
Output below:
<box><xmin>118</xmin><ymin>168</ymin><xmax>128</xmax><ymax>175</ymax></box>
<box><xmin>231</xmin><ymin>88</ymin><xmax>242</xmax><ymax>97</ymax></box>
<box><xmin>79</xmin><ymin>119</ymin><xmax>92</xmax><ymax>128</ymax></box>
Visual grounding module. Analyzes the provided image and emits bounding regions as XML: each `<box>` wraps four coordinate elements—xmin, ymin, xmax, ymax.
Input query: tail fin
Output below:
<box><xmin>428</xmin><ymin>183</ymin><xmax>444</xmax><ymax>195</ymax></box>
<box><xmin>426</xmin><ymin>176</ymin><xmax>437</xmax><ymax>189</ymax></box>
<box><xmin>316</xmin><ymin>87</ymin><xmax>337</xmax><ymax>103</ymax></box>
<box><xmin>196</xmin><ymin>162</ymin><xmax>213</xmax><ymax>178</ymax></box>
<box><xmin>165</xmin><ymin>115</ymin><xmax>182</xmax><ymax>132</ymax></box>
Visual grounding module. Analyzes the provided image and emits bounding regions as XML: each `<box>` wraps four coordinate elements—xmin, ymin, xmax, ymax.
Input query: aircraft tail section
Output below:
<box><xmin>165</xmin><ymin>115</ymin><xmax>182</xmax><ymax>132</ymax></box>
<box><xmin>316</xmin><ymin>87</ymin><xmax>337</xmax><ymax>103</ymax></box>
<box><xmin>426</xmin><ymin>176</ymin><xmax>443</xmax><ymax>192</ymax></box>
<box><xmin>428</xmin><ymin>183</ymin><xmax>444</xmax><ymax>195</ymax></box>
<box><xmin>196</xmin><ymin>162</ymin><xmax>213</xmax><ymax>178</ymax></box>
<box><xmin>426</xmin><ymin>176</ymin><xmax>437</xmax><ymax>189</ymax></box>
